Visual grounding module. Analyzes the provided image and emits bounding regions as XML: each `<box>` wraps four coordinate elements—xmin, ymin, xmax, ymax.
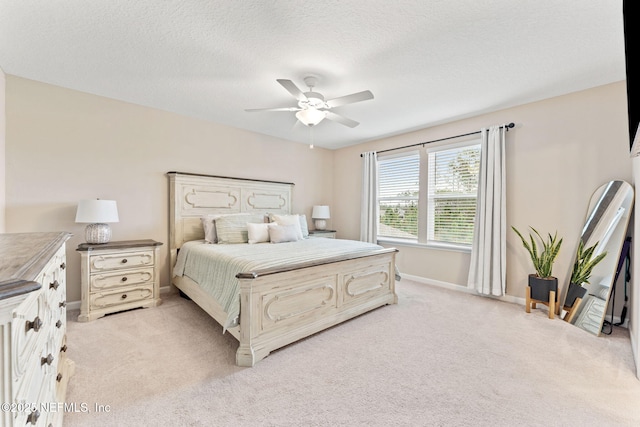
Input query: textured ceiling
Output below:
<box><xmin>0</xmin><ymin>1</ymin><xmax>626</xmax><ymax>150</ymax></box>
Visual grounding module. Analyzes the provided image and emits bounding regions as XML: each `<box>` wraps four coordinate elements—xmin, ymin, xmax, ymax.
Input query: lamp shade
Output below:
<box><xmin>312</xmin><ymin>205</ymin><xmax>330</xmax><ymax>219</ymax></box>
<box><xmin>75</xmin><ymin>199</ymin><xmax>119</xmax><ymax>223</ymax></box>
<box><xmin>296</xmin><ymin>108</ymin><xmax>326</xmax><ymax>127</ymax></box>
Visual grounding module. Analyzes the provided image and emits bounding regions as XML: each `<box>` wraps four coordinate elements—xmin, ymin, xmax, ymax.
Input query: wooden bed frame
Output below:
<box><xmin>167</xmin><ymin>172</ymin><xmax>398</xmax><ymax>366</ymax></box>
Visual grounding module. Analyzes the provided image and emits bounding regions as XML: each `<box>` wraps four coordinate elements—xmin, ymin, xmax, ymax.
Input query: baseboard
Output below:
<box><xmin>399</xmin><ymin>273</ymin><xmax>525</xmax><ymax>306</ymax></box>
<box><xmin>400</xmin><ymin>274</ymin><xmax>630</xmax><ymax>329</ymax></box>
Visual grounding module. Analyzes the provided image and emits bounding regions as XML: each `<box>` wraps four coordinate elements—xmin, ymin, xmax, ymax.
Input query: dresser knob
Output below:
<box><xmin>56</xmin><ymin>320</ymin><xmax>62</xmax><ymax>328</ymax></box>
<box><xmin>121</xmin><ymin>276</ymin><xmax>128</xmax><ymax>282</ymax></box>
<box><xmin>26</xmin><ymin>316</ymin><xmax>42</xmax><ymax>332</ymax></box>
<box><xmin>61</xmin><ymin>344</ymin><xmax>68</xmax><ymax>352</ymax></box>
<box><xmin>121</xmin><ymin>258</ymin><xmax>128</xmax><ymax>264</ymax></box>
<box><xmin>59</xmin><ymin>301</ymin><xmax>67</xmax><ymax>308</ymax></box>
<box><xmin>56</xmin><ymin>373</ymin><xmax>63</xmax><ymax>382</ymax></box>
<box><xmin>60</xmin><ymin>262</ymin><xmax>66</xmax><ymax>270</ymax></box>
<box><xmin>41</xmin><ymin>353</ymin><xmax>54</xmax><ymax>366</ymax></box>
<box><xmin>121</xmin><ymin>294</ymin><xmax>128</xmax><ymax>300</ymax></box>
<box><xmin>50</xmin><ymin>280</ymin><xmax>60</xmax><ymax>290</ymax></box>
<box><xmin>26</xmin><ymin>409</ymin><xmax>40</xmax><ymax>425</ymax></box>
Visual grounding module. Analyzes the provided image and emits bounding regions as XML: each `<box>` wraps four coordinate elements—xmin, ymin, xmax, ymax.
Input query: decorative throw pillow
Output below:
<box><xmin>270</xmin><ymin>214</ymin><xmax>304</xmax><ymax>240</ymax></box>
<box><xmin>268</xmin><ymin>224</ymin><xmax>301</xmax><ymax>244</ymax></box>
<box><xmin>247</xmin><ymin>222</ymin><xmax>271</xmax><ymax>244</ymax></box>
<box><xmin>216</xmin><ymin>213</ymin><xmax>264</xmax><ymax>244</ymax></box>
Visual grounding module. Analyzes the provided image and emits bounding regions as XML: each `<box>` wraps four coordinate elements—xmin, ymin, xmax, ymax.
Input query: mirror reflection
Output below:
<box><xmin>561</xmin><ymin>180</ymin><xmax>634</xmax><ymax>335</ymax></box>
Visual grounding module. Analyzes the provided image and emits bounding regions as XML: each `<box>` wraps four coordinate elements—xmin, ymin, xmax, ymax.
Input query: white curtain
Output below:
<box><xmin>468</xmin><ymin>125</ymin><xmax>507</xmax><ymax>296</ymax></box>
<box><xmin>360</xmin><ymin>151</ymin><xmax>378</xmax><ymax>243</ymax></box>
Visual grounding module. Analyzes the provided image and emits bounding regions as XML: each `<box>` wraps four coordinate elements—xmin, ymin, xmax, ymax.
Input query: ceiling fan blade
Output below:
<box><xmin>277</xmin><ymin>79</ymin><xmax>308</xmax><ymax>102</ymax></box>
<box><xmin>245</xmin><ymin>107</ymin><xmax>301</xmax><ymax>112</ymax></box>
<box><xmin>325</xmin><ymin>111</ymin><xmax>359</xmax><ymax>128</ymax></box>
<box><xmin>326</xmin><ymin>90</ymin><xmax>374</xmax><ymax>108</ymax></box>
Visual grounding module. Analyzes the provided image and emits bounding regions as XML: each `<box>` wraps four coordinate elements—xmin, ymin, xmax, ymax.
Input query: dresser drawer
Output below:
<box><xmin>90</xmin><ymin>285</ymin><xmax>154</xmax><ymax>310</ymax></box>
<box><xmin>90</xmin><ymin>267</ymin><xmax>154</xmax><ymax>292</ymax></box>
<box><xmin>11</xmin><ymin>292</ymin><xmax>47</xmax><ymax>381</ymax></box>
<box><xmin>90</xmin><ymin>250</ymin><xmax>154</xmax><ymax>272</ymax></box>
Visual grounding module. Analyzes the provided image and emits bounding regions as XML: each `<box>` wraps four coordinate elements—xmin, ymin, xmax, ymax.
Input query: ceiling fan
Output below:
<box><xmin>245</xmin><ymin>76</ymin><xmax>374</xmax><ymax>128</ymax></box>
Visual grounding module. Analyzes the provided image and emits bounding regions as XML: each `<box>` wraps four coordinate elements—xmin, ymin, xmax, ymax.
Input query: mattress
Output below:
<box><xmin>173</xmin><ymin>238</ymin><xmax>385</xmax><ymax>330</ymax></box>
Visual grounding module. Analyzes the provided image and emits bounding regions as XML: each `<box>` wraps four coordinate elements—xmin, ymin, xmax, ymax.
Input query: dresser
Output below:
<box><xmin>0</xmin><ymin>232</ymin><xmax>73</xmax><ymax>427</ymax></box>
<box><xmin>77</xmin><ymin>239</ymin><xmax>162</xmax><ymax>322</ymax></box>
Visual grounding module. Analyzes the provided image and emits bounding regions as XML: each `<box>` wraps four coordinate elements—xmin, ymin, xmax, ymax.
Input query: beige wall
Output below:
<box><xmin>4</xmin><ymin>76</ymin><xmax>633</xmax><ymax>307</ymax></box>
<box><xmin>5</xmin><ymin>76</ymin><xmax>333</xmax><ymax>302</ymax></box>
<box><xmin>0</xmin><ymin>68</ymin><xmax>5</xmax><ymax>233</ymax></box>
<box><xmin>333</xmin><ymin>81</ymin><xmax>632</xmax><ymax>300</ymax></box>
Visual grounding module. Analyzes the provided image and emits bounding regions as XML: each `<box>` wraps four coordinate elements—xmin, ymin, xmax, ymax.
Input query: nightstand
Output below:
<box><xmin>308</xmin><ymin>230</ymin><xmax>337</xmax><ymax>239</ymax></box>
<box><xmin>77</xmin><ymin>239</ymin><xmax>162</xmax><ymax>322</ymax></box>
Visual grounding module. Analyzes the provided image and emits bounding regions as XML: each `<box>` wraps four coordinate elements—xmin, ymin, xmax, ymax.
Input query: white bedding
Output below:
<box><xmin>173</xmin><ymin>238</ymin><xmax>385</xmax><ymax>330</ymax></box>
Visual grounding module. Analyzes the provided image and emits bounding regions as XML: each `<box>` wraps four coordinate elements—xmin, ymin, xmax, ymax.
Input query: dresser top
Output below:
<box><xmin>0</xmin><ymin>231</ymin><xmax>72</xmax><ymax>300</ymax></box>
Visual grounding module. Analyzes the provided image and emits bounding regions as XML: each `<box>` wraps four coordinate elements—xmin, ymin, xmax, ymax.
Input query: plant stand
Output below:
<box><xmin>525</xmin><ymin>274</ymin><xmax>557</xmax><ymax>319</ymax></box>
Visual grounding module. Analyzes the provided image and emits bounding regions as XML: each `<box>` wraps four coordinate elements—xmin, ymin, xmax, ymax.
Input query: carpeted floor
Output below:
<box><xmin>63</xmin><ymin>279</ymin><xmax>640</xmax><ymax>426</ymax></box>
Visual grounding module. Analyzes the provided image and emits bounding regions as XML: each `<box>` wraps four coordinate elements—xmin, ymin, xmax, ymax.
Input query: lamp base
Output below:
<box><xmin>85</xmin><ymin>223</ymin><xmax>112</xmax><ymax>244</ymax></box>
<box><xmin>314</xmin><ymin>219</ymin><xmax>327</xmax><ymax>231</ymax></box>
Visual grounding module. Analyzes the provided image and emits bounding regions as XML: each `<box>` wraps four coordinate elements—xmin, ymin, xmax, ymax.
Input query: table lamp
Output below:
<box><xmin>312</xmin><ymin>205</ymin><xmax>330</xmax><ymax>231</ymax></box>
<box><xmin>75</xmin><ymin>199</ymin><xmax>119</xmax><ymax>244</ymax></box>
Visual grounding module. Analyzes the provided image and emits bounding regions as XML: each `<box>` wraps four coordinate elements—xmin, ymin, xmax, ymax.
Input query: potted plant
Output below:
<box><xmin>565</xmin><ymin>239</ymin><xmax>607</xmax><ymax>307</ymax></box>
<box><xmin>512</xmin><ymin>226</ymin><xmax>563</xmax><ymax>302</ymax></box>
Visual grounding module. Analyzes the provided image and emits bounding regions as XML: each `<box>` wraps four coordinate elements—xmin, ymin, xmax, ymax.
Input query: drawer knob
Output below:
<box><xmin>41</xmin><ymin>353</ymin><xmax>54</xmax><ymax>366</ymax></box>
<box><xmin>60</xmin><ymin>262</ymin><xmax>66</xmax><ymax>270</ymax></box>
<box><xmin>121</xmin><ymin>276</ymin><xmax>128</xmax><ymax>282</ymax></box>
<box><xmin>59</xmin><ymin>301</ymin><xmax>67</xmax><ymax>308</ymax></box>
<box><xmin>121</xmin><ymin>294</ymin><xmax>128</xmax><ymax>300</ymax></box>
<box><xmin>26</xmin><ymin>409</ymin><xmax>40</xmax><ymax>425</ymax></box>
<box><xmin>56</xmin><ymin>320</ymin><xmax>62</xmax><ymax>328</ymax></box>
<box><xmin>56</xmin><ymin>373</ymin><xmax>63</xmax><ymax>382</ymax></box>
<box><xmin>26</xmin><ymin>316</ymin><xmax>43</xmax><ymax>332</ymax></box>
<box><xmin>121</xmin><ymin>258</ymin><xmax>128</xmax><ymax>264</ymax></box>
<box><xmin>50</xmin><ymin>280</ymin><xmax>60</xmax><ymax>290</ymax></box>
<box><xmin>61</xmin><ymin>344</ymin><xmax>68</xmax><ymax>352</ymax></box>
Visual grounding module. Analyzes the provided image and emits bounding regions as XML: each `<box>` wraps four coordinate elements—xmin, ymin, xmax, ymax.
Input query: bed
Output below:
<box><xmin>168</xmin><ymin>172</ymin><xmax>398</xmax><ymax>366</ymax></box>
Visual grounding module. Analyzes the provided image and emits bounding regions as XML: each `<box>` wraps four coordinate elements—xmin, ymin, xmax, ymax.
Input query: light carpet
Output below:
<box><xmin>63</xmin><ymin>279</ymin><xmax>640</xmax><ymax>426</ymax></box>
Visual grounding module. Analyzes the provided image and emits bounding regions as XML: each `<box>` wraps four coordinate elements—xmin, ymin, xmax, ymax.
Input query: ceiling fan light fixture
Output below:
<box><xmin>296</xmin><ymin>108</ymin><xmax>326</xmax><ymax>126</ymax></box>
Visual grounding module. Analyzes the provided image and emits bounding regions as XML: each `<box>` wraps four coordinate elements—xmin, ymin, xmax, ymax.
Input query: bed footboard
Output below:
<box><xmin>235</xmin><ymin>249</ymin><xmax>397</xmax><ymax>367</ymax></box>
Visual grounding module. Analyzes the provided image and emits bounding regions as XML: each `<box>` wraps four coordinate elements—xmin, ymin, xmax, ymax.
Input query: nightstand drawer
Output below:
<box><xmin>90</xmin><ymin>285</ymin><xmax>154</xmax><ymax>310</ymax></box>
<box><xmin>90</xmin><ymin>250</ymin><xmax>154</xmax><ymax>272</ymax></box>
<box><xmin>90</xmin><ymin>268</ymin><xmax>154</xmax><ymax>292</ymax></box>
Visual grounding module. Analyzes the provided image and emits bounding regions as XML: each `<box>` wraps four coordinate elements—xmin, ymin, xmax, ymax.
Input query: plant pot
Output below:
<box><xmin>528</xmin><ymin>274</ymin><xmax>558</xmax><ymax>302</ymax></box>
<box><xmin>564</xmin><ymin>282</ymin><xmax>587</xmax><ymax>308</ymax></box>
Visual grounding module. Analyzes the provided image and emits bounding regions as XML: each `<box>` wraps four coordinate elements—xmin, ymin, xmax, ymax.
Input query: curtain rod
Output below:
<box><xmin>360</xmin><ymin>122</ymin><xmax>515</xmax><ymax>157</ymax></box>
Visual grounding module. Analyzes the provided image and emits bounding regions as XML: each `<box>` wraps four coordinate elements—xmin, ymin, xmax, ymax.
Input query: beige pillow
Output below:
<box><xmin>268</xmin><ymin>224</ymin><xmax>300</xmax><ymax>244</ymax></box>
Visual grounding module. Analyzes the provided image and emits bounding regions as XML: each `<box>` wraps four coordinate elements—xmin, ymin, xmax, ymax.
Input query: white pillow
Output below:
<box><xmin>247</xmin><ymin>222</ymin><xmax>271</xmax><ymax>244</ymax></box>
<box><xmin>270</xmin><ymin>214</ymin><xmax>304</xmax><ymax>240</ymax></box>
<box><xmin>269</xmin><ymin>224</ymin><xmax>300</xmax><ymax>244</ymax></box>
<box><xmin>200</xmin><ymin>215</ymin><xmax>218</xmax><ymax>243</ymax></box>
<box><xmin>298</xmin><ymin>214</ymin><xmax>310</xmax><ymax>238</ymax></box>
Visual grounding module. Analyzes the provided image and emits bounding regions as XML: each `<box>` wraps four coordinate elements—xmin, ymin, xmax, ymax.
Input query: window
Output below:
<box><xmin>378</xmin><ymin>152</ymin><xmax>420</xmax><ymax>240</ymax></box>
<box><xmin>427</xmin><ymin>141</ymin><xmax>481</xmax><ymax>246</ymax></box>
<box><xmin>377</xmin><ymin>139</ymin><xmax>481</xmax><ymax>249</ymax></box>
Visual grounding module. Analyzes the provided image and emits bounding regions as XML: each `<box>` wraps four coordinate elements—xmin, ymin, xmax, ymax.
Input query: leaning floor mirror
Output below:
<box><xmin>560</xmin><ymin>180</ymin><xmax>634</xmax><ymax>335</ymax></box>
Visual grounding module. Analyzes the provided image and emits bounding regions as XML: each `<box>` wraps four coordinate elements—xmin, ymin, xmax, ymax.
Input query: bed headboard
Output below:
<box><xmin>167</xmin><ymin>172</ymin><xmax>294</xmax><ymax>262</ymax></box>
